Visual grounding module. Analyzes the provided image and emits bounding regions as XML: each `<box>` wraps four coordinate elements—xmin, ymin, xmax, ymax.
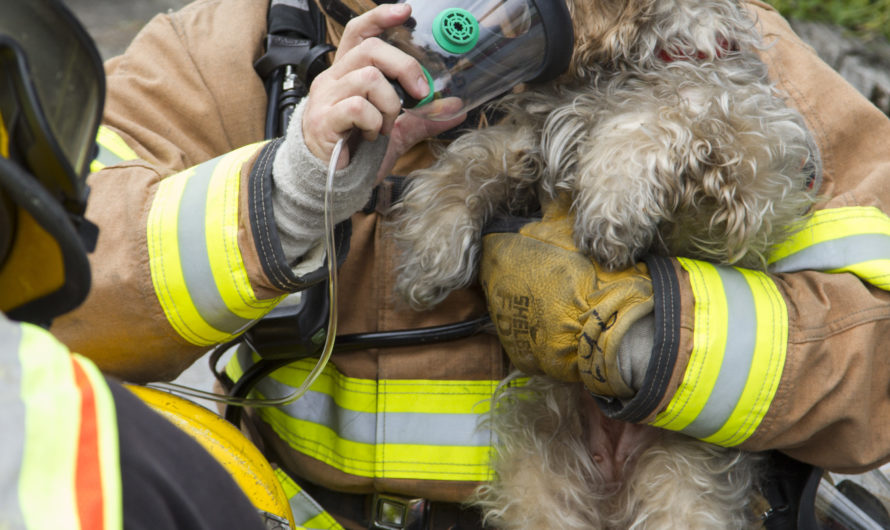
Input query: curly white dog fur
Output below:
<box><xmin>390</xmin><ymin>0</ymin><xmax>818</xmax><ymax>527</ymax></box>
<box><xmin>473</xmin><ymin>376</ymin><xmax>765</xmax><ymax>529</ymax></box>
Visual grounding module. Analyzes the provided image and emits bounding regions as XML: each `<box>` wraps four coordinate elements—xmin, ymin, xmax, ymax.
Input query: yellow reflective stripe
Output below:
<box><xmin>652</xmin><ymin>259</ymin><xmax>727</xmax><ymax>432</ymax></box>
<box><xmin>263</xmin><ymin>409</ymin><xmax>379</xmax><ymax>476</ymax></box>
<box><xmin>262</xmin><ymin>407</ymin><xmax>493</xmax><ymax>481</ymax></box>
<box><xmin>91</xmin><ymin>126</ymin><xmax>140</xmax><ymax>172</ymax></box>
<box><xmin>232</xmin><ymin>352</ymin><xmax>495</xmax><ymax>482</ymax></box>
<box><xmin>147</xmin><ymin>143</ymin><xmax>283</xmax><ymax>346</ymax></box>
<box><xmin>204</xmin><ymin>143</ymin><xmax>284</xmax><ymax>318</ymax></box>
<box><xmin>770</xmin><ymin>206</ymin><xmax>890</xmax><ymax>289</ymax></box>
<box><xmin>377</xmin><ymin>378</ymin><xmax>496</xmax><ymax>413</ymax></box>
<box><xmin>97</xmin><ymin>126</ymin><xmax>139</xmax><ymax>160</ymax></box>
<box><xmin>274</xmin><ymin>468</ymin><xmax>344</xmax><ymax>530</ymax></box>
<box><xmin>18</xmin><ymin>324</ymin><xmax>81</xmax><ymax>529</ymax></box>
<box><xmin>836</xmin><ymin>259</ymin><xmax>890</xmax><ymax>289</ymax></box>
<box><xmin>703</xmin><ymin>269</ymin><xmax>787</xmax><ymax>446</ymax></box>
<box><xmin>653</xmin><ymin>259</ymin><xmax>787</xmax><ymax>447</ymax></box>
<box><xmin>261</xmin><ymin>357</ymin><xmax>496</xmax><ymax>416</ymax></box>
<box><xmin>72</xmin><ymin>354</ymin><xmax>123</xmax><ymax>530</ymax></box>
<box><xmin>148</xmin><ymin>167</ymin><xmax>213</xmax><ymax>345</ymax></box>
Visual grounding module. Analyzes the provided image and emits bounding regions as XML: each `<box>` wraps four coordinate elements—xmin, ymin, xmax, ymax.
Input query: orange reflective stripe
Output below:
<box><xmin>11</xmin><ymin>317</ymin><xmax>122</xmax><ymax>530</ymax></box>
<box><xmin>72</xmin><ymin>356</ymin><xmax>105</xmax><ymax>529</ymax></box>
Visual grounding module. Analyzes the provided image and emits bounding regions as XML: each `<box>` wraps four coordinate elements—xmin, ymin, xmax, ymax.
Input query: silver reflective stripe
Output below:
<box><xmin>239</xmin><ymin>348</ymin><xmax>492</xmax><ymax>448</ymax></box>
<box><xmin>252</xmin><ymin>365</ymin><xmax>492</xmax><ymax>447</ymax></box>
<box><xmin>178</xmin><ymin>161</ymin><xmax>254</xmax><ymax>334</ymax></box>
<box><xmin>289</xmin><ymin>488</ymin><xmax>328</xmax><ymax>528</ymax></box>
<box><xmin>0</xmin><ymin>316</ymin><xmax>27</xmax><ymax>527</ymax></box>
<box><xmin>680</xmin><ymin>267</ymin><xmax>757</xmax><ymax>439</ymax></box>
<box><xmin>273</xmin><ymin>0</ymin><xmax>310</xmax><ymax>9</ymax></box>
<box><xmin>93</xmin><ymin>144</ymin><xmax>125</xmax><ymax>169</ymax></box>
<box><xmin>771</xmin><ymin>233</ymin><xmax>890</xmax><ymax>273</ymax></box>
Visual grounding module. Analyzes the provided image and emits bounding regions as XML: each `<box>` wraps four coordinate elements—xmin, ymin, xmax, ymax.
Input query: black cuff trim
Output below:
<box><xmin>248</xmin><ymin>139</ymin><xmax>352</xmax><ymax>292</ymax></box>
<box><xmin>599</xmin><ymin>255</ymin><xmax>681</xmax><ymax>422</ymax></box>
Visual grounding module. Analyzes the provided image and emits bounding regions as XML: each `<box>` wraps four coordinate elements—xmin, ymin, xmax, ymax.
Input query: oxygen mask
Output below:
<box><xmin>383</xmin><ymin>0</ymin><xmax>574</xmax><ymax>120</ymax></box>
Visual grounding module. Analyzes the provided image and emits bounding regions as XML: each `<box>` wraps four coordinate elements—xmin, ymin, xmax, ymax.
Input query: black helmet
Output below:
<box><xmin>0</xmin><ymin>0</ymin><xmax>104</xmax><ymax>324</ymax></box>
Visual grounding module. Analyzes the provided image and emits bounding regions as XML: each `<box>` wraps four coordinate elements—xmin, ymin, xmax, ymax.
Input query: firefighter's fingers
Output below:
<box><xmin>302</xmin><ymin>94</ymin><xmax>384</xmax><ymax>168</ymax></box>
<box><xmin>317</xmin><ymin>64</ymin><xmax>403</xmax><ymax>134</ymax></box>
<box><xmin>336</xmin><ymin>3</ymin><xmax>412</xmax><ymax>57</ymax></box>
<box><xmin>324</xmin><ymin>37</ymin><xmax>430</xmax><ymax>109</ymax></box>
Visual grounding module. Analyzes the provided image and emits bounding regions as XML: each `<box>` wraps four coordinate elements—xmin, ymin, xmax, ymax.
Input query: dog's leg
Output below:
<box><xmin>392</xmin><ymin>126</ymin><xmax>542</xmax><ymax>310</ymax></box>
<box><xmin>562</xmin><ymin>94</ymin><xmax>682</xmax><ymax>269</ymax></box>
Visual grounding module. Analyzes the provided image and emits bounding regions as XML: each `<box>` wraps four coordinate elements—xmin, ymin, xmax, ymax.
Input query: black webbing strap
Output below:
<box><xmin>257</xmin><ymin>0</ymin><xmax>334</xmax><ymax>138</ymax></box>
<box><xmin>317</xmin><ymin>0</ymin><xmax>358</xmax><ymax>27</ymax></box>
<box><xmin>254</xmin><ymin>1</ymin><xmax>333</xmax><ymax>81</ymax></box>
<box><xmin>362</xmin><ymin>175</ymin><xmax>408</xmax><ymax>214</ymax></box>
<box><xmin>760</xmin><ymin>451</ymin><xmax>823</xmax><ymax>529</ymax></box>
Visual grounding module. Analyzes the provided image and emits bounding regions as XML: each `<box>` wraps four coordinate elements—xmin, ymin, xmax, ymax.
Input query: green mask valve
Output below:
<box><xmin>432</xmin><ymin>8</ymin><xmax>479</xmax><ymax>54</ymax></box>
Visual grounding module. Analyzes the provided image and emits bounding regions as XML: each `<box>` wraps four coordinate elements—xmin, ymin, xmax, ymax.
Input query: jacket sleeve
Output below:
<box><xmin>51</xmin><ymin>0</ymin><xmax>328</xmax><ymax>382</ymax></box>
<box><xmin>601</xmin><ymin>2</ymin><xmax>890</xmax><ymax>473</ymax></box>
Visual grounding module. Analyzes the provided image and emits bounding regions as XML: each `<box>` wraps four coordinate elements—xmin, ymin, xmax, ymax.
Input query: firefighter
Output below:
<box><xmin>51</xmin><ymin>0</ymin><xmax>890</xmax><ymax>528</ymax></box>
<box><xmin>0</xmin><ymin>1</ymin><xmax>272</xmax><ymax>528</ymax></box>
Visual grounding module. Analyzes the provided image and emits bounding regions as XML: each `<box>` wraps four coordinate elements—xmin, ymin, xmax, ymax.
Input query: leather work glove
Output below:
<box><xmin>479</xmin><ymin>200</ymin><xmax>654</xmax><ymax>400</ymax></box>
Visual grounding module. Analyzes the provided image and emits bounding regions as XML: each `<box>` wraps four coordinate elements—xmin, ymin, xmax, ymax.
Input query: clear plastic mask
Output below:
<box><xmin>383</xmin><ymin>0</ymin><xmax>573</xmax><ymax>120</ymax></box>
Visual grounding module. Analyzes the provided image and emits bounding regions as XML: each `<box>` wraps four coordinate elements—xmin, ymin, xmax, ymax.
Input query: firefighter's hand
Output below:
<box><xmin>303</xmin><ymin>3</ymin><xmax>465</xmax><ymax>177</ymax></box>
<box><xmin>479</xmin><ymin>200</ymin><xmax>654</xmax><ymax>399</ymax></box>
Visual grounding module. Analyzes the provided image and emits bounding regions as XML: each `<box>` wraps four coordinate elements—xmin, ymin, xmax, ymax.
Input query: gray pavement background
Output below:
<box><xmin>65</xmin><ymin>0</ymin><xmax>192</xmax><ymax>59</ymax></box>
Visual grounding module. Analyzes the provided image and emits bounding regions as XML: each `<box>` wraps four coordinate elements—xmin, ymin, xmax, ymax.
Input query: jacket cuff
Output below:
<box><xmin>598</xmin><ymin>255</ymin><xmax>681</xmax><ymax>422</ymax></box>
<box><xmin>248</xmin><ymin>139</ymin><xmax>351</xmax><ymax>292</ymax></box>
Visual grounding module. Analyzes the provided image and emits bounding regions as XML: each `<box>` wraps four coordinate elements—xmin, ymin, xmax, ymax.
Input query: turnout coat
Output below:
<box><xmin>52</xmin><ymin>0</ymin><xmax>890</xmax><ymax>524</ymax></box>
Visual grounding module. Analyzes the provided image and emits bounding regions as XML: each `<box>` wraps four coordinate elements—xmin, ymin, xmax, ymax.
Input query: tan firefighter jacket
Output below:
<box><xmin>50</xmin><ymin>0</ymin><xmax>890</xmax><ymax>515</ymax></box>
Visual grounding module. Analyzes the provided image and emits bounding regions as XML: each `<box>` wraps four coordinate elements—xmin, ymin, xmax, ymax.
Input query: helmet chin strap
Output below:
<box><xmin>0</xmin><ymin>156</ymin><xmax>92</xmax><ymax>324</ymax></box>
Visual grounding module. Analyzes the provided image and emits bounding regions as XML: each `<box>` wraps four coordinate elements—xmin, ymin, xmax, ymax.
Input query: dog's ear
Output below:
<box><xmin>565</xmin><ymin>0</ymin><xmax>655</xmax><ymax>76</ymax></box>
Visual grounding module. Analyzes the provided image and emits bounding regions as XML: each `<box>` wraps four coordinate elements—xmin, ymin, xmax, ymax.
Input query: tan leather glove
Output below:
<box><xmin>479</xmin><ymin>201</ymin><xmax>654</xmax><ymax>399</ymax></box>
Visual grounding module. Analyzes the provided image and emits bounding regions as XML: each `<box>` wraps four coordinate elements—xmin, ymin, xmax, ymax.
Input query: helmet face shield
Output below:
<box><xmin>0</xmin><ymin>0</ymin><xmax>103</xmax><ymax>323</ymax></box>
<box><xmin>0</xmin><ymin>0</ymin><xmax>105</xmax><ymax>214</ymax></box>
<box><xmin>383</xmin><ymin>0</ymin><xmax>573</xmax><ymax>120</ymax></box>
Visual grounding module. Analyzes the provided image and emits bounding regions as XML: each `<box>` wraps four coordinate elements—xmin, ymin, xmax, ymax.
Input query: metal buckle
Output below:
<box><xmin>369</xmin><ymin>493</ymin><xmax>430</xmax><ymax>530</ymax></box>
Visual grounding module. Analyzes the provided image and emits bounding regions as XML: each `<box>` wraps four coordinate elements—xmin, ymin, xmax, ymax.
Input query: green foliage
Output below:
<box><xmin>767</xmin><ymin>0</ymin><xmax>890</xmax><ymax>41</ymax></box>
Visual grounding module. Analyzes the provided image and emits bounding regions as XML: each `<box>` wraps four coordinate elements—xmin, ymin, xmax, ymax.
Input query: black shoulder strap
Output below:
<box><xmin>760</xmin><ymin>451</ymin><xmax>823</xmax><ymax>530</ymax></box>
<box><xmin>256</xmin><ymin>0</ymin><xmax>336</xmax><ymax>138</ymax></box>
<box><xmin>317</xmin><ymin>0</ymin><xmax>358</xmax><ymax>27</ymax></box>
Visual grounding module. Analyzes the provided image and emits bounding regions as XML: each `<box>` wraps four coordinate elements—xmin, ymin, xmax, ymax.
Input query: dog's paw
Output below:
<box><xmin>394</xmin><ymin>242</ymin><xmax>481</xmax><ymax>310</ymax></box>
<box><xmin>393</xmin><ymin>210</ymin><xmax>483</xmax><ymax>310</ymax></box>
<box><xmin>572</xmin><ymin>199</ymin><xmax>658</xmax><ymax>270</ymax></box>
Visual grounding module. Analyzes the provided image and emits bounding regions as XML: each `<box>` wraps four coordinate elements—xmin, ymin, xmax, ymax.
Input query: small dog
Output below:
<box><xmin>391</xmin><ymin>0</ymin><xmax>818</xmax><ymax>527</ymax></box>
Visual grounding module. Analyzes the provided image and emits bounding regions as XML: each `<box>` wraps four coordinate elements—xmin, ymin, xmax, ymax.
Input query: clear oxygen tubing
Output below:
<box><xmin>146</xmin><ymin>137</ymin><xmax>345</xmax><ymax>407</ymax></box>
